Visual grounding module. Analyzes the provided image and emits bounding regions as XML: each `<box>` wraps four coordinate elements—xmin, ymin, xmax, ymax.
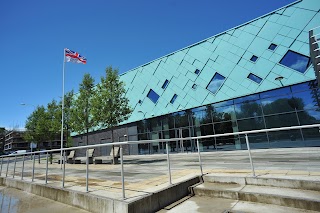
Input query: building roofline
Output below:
<box><xmin>119</xmin><ymin>0</ymin><xmax>302</xmax><ymax>77</ymax></box>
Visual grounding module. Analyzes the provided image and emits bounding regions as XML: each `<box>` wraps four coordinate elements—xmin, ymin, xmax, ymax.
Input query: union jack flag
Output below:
<box><xmin>65</xmin><ymin>48</ymin><xmax>87</xmax><ymax>64</ymax></box>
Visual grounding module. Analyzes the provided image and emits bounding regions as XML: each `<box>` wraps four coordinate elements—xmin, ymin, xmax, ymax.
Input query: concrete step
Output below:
<box><xmin>157</xmin><ymin>196</ymin><xmax>320</xmax><ymax>213</ymax></box>
<box><xmin>193</xmin><ymin>182</ymin><xmax>320</xmax><ymax>211</ymax></box>
<box><xmin>203</xmin><ymin>174</ymin><xmax>320</xmax><ymax>191</ymax></box>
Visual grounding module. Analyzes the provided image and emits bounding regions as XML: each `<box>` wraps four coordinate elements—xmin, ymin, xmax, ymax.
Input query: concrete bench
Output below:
<box><xmin>94</xmin><ymin>146</ymin><xmax>120</xmax><ymax>164</ymax></box>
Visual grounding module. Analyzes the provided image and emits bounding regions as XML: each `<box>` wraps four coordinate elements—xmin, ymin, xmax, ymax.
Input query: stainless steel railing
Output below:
<box><xmin>1</xmin><ymin>123</ymin><xmax>320</xmax><ymax>199</ymax></box>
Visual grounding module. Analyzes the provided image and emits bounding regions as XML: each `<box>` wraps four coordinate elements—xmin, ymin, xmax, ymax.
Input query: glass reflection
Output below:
<box><xmin>302</xmin><ymin>128</ymin><xmax>320</xmax><ymax>147</ymax></box>
<box><xmin>279</xmin><ymin>50</ymin><xmax>310</xmax><ymax>73</ymax></box>
<box><xmin>261</xmin><ymin>95</ymin><xmax>295</xmax><ymax>115</ymax></box>
<box><xmin>293</xmin><ymin>90</ymin><xmax>320</xmax><ymax>110</ymax></box>
<box><xmin>214</xmin><ymin>121</ymin><xmax>237</xmax><ymax>150</ymax></box>
<box><xmin>291</xmin><ymin>80</ymin><xmax>317</xmax><ymax>93</ymax></box>
<box><xmin>260</xmin><ymin>87</ymin><xmax>291</xmax><ymax>99</ymax></box>
<box><xmin>206</xmin><ymin>73</ymin><xmax>225</xmax><ymax>94</ymax></box>
<box><xmin>237</xmin><ymin>117</ymin><xmax>265</xmax><ymax>131</ymax></box>
<box><xmin>200</xmin><ymin>124</ymin><xmax>215</xmax><ymax>150</ymax></box>
<box><xmin>213</xmin><ymin>105</ymin><xmax>236</xmax><ymax>122</ymax></box>
<box><xmin>298</xmin><ymin>109</ymin><xmax>320</xmax><ymax>125</ymax></box>
<box><xmin>173</xmin><ymin>111</ymin><xmax>189</xmax><ymax>128</ymax></box>
<box><xmin>240</xmin><ymin>133</ymin><xmax>269</xmax><ymax>149</ymax></box>
<box><xmin>268</xmin><ymin>129</ymin><xmax>303</xmax><ymax>148</ymax></box>
<box><xmin>265</xmin><ymin>113</ymin><xmax>299</xmax><ymax>128</ymax></box>
<box><xmin>235</xmin><ymin>100</ymin><xmax>262</xmax><ymax>119</ymax></box>
<box><xmin>191</xmin><ymin>106</ymin><xmax>212</xmax><ymax>126</ymax></box>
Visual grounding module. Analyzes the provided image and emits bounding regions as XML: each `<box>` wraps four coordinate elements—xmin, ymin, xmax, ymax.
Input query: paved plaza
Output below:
<box><xmin>1</xmin><ymin>147</ymin><xmax>319</xmax><ymax>202</ymax></box>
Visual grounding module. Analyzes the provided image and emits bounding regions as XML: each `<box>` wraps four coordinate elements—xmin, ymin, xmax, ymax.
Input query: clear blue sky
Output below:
<box><xmin>0</xmin><ymin>0</ymin><xmax>294</xmax><ymax>130</ymax></box>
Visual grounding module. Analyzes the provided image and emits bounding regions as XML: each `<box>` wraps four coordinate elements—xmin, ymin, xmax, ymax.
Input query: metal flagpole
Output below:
<box><xmin>60</xmin><ymin>48</ymin><xmax>66</xmax><ymax>169</ymax></box>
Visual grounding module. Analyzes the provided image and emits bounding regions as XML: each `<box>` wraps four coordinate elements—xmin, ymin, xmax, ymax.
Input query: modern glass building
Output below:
<box><xmin>73</xmin><ymin>0</ymin><xmax>320</xmax><ymax>155</ymax></box>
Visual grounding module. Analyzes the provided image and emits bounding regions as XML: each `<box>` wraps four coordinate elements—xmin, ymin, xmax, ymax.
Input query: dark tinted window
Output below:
<box><xmin>170</xmin><ymin>94</ymin><xmax>178</xmax><ymax>104</ymax></box>
<box><xmin>195</xmin><ymin>69</ymin><xmax>200</xmax><ymax>75</ymax></box>
<box><xmin>279</xmin><ymin>50</ymin><xmax>310</xmax><ymax>73</ymax></box>
<box><xmin>147</xmin><ymin>89</ymin><xmax>160</xmax><ymax>103</ymax></box>
<box><xmin>162</xmin><ymin>79</ymin><xmax>169</xmax><ymax>89</ymax></box>
<box><xmin>206</xmin><ymin>73</ymin><xmax>225</xmax><ymax>94</ymax></box>
<box><xmin>268</xmin><ymin>43</ymin><xmax>277</xmax><ymax>51</ymax></box>
<box><xmin>248</xmin><ymin>73</ymin><xmax>262</xmax><ymax>84</ymax></box>
<box><xmin>192</xmin><ymin>84</ymin><xmax>197</xmax><ymax>89</ymax></box>
<box><xmin>261</xmin><ymin>95</ymin><xmax>295</xmax><ymax>115</ymax></box>
<box><xmin>250</xmin><ymin>55</ymin><xmax>258</xmax><ymax>62</ymax></box>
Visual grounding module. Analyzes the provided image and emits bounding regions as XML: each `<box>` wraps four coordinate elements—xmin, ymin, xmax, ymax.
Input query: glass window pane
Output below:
<box><xmin>240</xmin><ymin>133</ymin><xmax>269</xmax><ymax>149</ymax></box>
<box><xmin>291</xmin><ymin>81</ymin><xmax>317</xmax><ymax>93</ymax></box>
<box><xmin>212</xmin><ymin>105</ymin><xmax>236</xmax><ymax>122</ymax></box>
<box><xmin>199</xmin><ymin>124</ymin><xmax>215</xmax><ymax>150</ymax></box>
<box><xmin>279</xmin><ymin>50</ymin><xmax>310</xmax><ymax>73</ymax></box>
<box><xmin>265</xmin><ymin>113</ymin><xmax>299</xmax><ymax>128</ymax></box>
<box><xmin>298</xmin><ymin>109</ymin><xmax>320</xmax><ymax>125</ymax></box>
<box><xmin>250</xmin><ymin>55</ymin><xmax>258</xmax><ymax>62</ymax></box>
<box><xmin>195</xmin><ymin>69</ymin><xmax>200</xmax><ymax>75</ymax></box>
<box><xmin>248</xmin><ymin>73</ymin><xmax>262</xmax><ymax>84</ymax></box>
<box><xmin>237</xmin><ymin>117</ymin><xmax>265</xmax><ymax>131</ymax></box>
<box><xmin>170</xmin><ymin>94</ymin><xmax>178</xmax><ymax>104</ymax></box>
<box><xmin>268</xmin><ymin>129</ymin><xmax>303</xmax><ymax>148</ymax></box>
<box><xmin>234</xmin><ymin>94</ymin><xmax>260</xmax><ymax>104</ymax></box>
<box><xmin>212</xmin><ymin>99</ymin><xmax>234</xmax><ymax>108</ymax></box>
<box><xmin>302</xmin><ymin>128</ymin><xmax>320</xmax><ymax>147</ymax></box>
<box><xmin>268</xmin><ymin>43</ymin><xmax>277</xmax><ymax>51</ymax></box>
<box><xmin>260</xmin><ymin>87</ymin><xmax>291</xmax><ymax>99</ymax></box>
<box><xmin>261</xmin><ymin>95</ymin><xmax>295</xmax><ymax>115</ymax></box>
<box><xmin>149</xmin><ymin>117</ymin><xmax>162</xmax><ymax>132</ymax></box>
<box><xmin>206</xmin><ymin>73</ymin><xmax>225</xmax><ymax>94</ymax></box>
<box><xmin>173</xmin><ymin>111</ymin><xmax>189</xmax><ymax>128</ymax></box>
<box><xmin>235</xmin><ymin>100</ymin><xmax>262</xmax><ymax>119</ymax></box>
<box><xmin>191</xmin><ymin>106</ymin><xmax>212</xmax><ymax>125</ymax></box>
<box><xmin>162</xmin><ymin>80</ymin><xmax>169</xmax><ymax>89</ymax></box>
<box><xmin>293</xmin><ymin>90</ymin><xmax>320</xmax><ymax>110</ymax></box>
<box><xmin>214</xmin><ymin>121</ymin><xmax>237</xmax><ymax>150</ymax></box>
<box><xmin>147</xmin><ymin>89</ymin><xmax>160</xmax><ymax>103</ymax></box>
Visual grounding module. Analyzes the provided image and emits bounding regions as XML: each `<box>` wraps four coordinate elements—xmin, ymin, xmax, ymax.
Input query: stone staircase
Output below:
<box><xmin>191</xmin><ymin>174</ymin><xmax>320</xmax><ymax>212</ymax></box>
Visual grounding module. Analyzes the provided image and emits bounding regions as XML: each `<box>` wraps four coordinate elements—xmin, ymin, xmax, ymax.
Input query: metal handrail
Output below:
<box><xmin>2</xmin><ymin>123</ymin><xmax>320</xmax><ymax>157</ymax></box>
<box><xmin>1</xmin><ymin>123</ymin><xmax>320</xmax><ymax>200</ymax></box>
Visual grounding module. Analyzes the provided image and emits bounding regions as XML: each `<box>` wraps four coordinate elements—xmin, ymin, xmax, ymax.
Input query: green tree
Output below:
<box><xmin>24</xmin><ymin>106</ymin><xmax>49</xmax><ymax>163</ymax></box>
<box><xmin>70</xmin><ymin>74</ymin><xmax>95</xmax><ymax>145</ymax></box>
<box><xmin>92</xmin><ymin>66</ymin><xmax>132</xmax><ymax>162</ymax></box>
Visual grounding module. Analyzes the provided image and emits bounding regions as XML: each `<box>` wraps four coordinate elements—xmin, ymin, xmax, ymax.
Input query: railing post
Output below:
<box><xmin>0</xmin><ymin>157</ymin><xmax>3</xmax><ymax>176</ymax></box>
<box><xmin>86</xmin><ymin>148</ymin><xmax>89</xmax><ymax>192</ymax></box>
<box><xmin>245</xmin><ymin>134</ymin><xmax>256</xmax><ymax>177</ymax></box>
<box><xmin>32</xmin><ymin>154</ymin><xmax>35</xmax><ymax>182</ymax></box>
<box><xmin>120</xmin><ymin>146</ymin><xmax>125</xmax><ymax>199</ymax></box>
<box><xmin>45</xmin><ymin>152</ymin><xmax>49</xmax><ymax>184</ymax></box>
<box><xmin>6</xmin><ymin>157</ymin><xmax>10</xmax><ymax>177</ymax></box>
<box><xmin>21</xmin><ymin>155</ymin><xmax>25</xmax><ymax>180</ymax></box>
<box><xmin>166</xmin><ymin>142</ymin><xmax>172</xmax><ymax>185</ymax></box>
<box><xmin>196</xmin><ymin>139</ymin><xmax>203</xmax><ymax>176</ymax></box>
<box><xmin>62</xmin><ymin>150</ymin><xmax>66</xmax><ymax>188</ymax></box>
<box><xmin>13</xmin><ymin>156</ymin><xmax>17</xmax><ymax>178</ymax></box>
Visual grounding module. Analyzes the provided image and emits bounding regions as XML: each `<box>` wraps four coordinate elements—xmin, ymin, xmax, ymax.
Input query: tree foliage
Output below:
<box><xmin>92</xmin><ymin>66</ymin><xmax>132</xmax><ymax>129</ymax></box>
<box><xmin>70</xmin><ymin>73</ymin><xmax>95</xmax><ymax>145</ymax></box>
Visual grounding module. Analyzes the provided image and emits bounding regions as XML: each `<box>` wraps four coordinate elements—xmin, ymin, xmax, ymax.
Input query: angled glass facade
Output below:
<box><xmin>73</xmin><ymin>0</ymin><xmax>320</xmax><ymax>155</ymax></box>
<box><xmin>135</xmin><ymin>80</ymin><xmax>320</xmax><ymax>154</ymax></box>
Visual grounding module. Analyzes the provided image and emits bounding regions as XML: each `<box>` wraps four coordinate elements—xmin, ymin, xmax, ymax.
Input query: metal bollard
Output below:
<box><xmin>13</xmin><ymin>156</ymin><xmax>17</xmax><ymax>178</ymax></box>
<box><xmin>196</xmin><ymin>139</ymin><xmax>203</xmax><ymax>176</ymax></box>
<box><xmin>6</xmin><ymin>157</ymin><xmax>10</xmax><ymax>177</ymax></box>
<box><xmin>45</xmin><ymin>152</ymin><xmax>49</xmax><ymax>184</ymax></box>
<box><xmin>120</xmin><ymin>146</ymin><xmax>125</xmax><ymax>199</ymax></box>
<box><xmin>62</xmin><ymin>150</ymin><xmax>66</xmax><ymax>188</ymax></box>
<box><xmin>166</xmin><ymin>142</ymin><xmax>172</xmax><ymax>185</ymax></box>
<box><xmin>32</xmin><ymin>154</ymin><xmax>35</xmax><ymax>181</ymax></box>
<box><xmin>86</xmin><ymin>149</ymin><xmax>89</xmax><ymax>192</ymax></box>
<box><xmin>245</xmin><ymin>134</ymin><xmax>256</xmax><ymax>177</ymax></box>
<box><xmin>21</xmin><ymin>155</ymin><xmax>25</xmax><ymax>180</ymax></box>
